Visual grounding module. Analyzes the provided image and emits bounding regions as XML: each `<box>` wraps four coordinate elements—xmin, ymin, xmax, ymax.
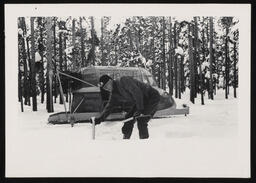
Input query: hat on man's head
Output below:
<box><xmin>99</xmin><ymin>75</ymin><xmax>112</xmax><ymax>88</ymax></box>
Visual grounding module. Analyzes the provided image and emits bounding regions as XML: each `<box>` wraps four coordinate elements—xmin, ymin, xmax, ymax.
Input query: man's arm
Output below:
<box><xmin>96</xmin><ymin>93</ymin><xmax>115</xmax><ymax>122</ymax></box>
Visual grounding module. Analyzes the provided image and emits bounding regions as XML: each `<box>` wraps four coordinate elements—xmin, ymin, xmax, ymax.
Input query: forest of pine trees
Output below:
<box><xmin>17</xmin><ymin>16</ymin><xmax>239</xmax><ymax>112</ymax></box>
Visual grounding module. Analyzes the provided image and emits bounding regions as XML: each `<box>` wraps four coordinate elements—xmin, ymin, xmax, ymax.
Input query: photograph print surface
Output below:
<box><xmin>5</xmin><ymin>4</ymin><xmax>251</xmax><ymax>178</ymax></box>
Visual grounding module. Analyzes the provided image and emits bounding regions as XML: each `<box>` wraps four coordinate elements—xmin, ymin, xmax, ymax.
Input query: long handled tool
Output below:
<box><xmin>90</xmin><ymin>115</ymin><xmax>151</xmax><ymax>140</ymax></box>
<box><xmin>91</xmin><ymin>117</ymin><xmax>96</xmax><ymax>140</ymax></box>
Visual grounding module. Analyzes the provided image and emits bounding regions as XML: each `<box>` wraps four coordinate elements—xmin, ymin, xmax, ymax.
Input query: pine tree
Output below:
<box><xmin>90</xmin><ymin>16</ymin><xmax>96</xmax><ymax>65</ymax></box>
<box><xmin>18</xmin><ymin>20</ymin><xmax>24</xmax><ymax>112</ymax></box>
<box><xmin>162</xmin><ymin>17</ymin><xmax>166</xmax><ymax>90</ymax></box>
<box><xmin>188</xmin><ymin>22</ymin><xmax>195</xmax><ymax>104</ymax></box>
<box><xmin>194</xmin><ymin>17</ymin><xmax>204</xmax><ymax>105</ymax></box>
<box><xmin>173</xmin><ymin>22</ymin><xmax>178</xmax><ymax>98</ymax></box>
<box><xmin>30</xmin><ymin>17</ymin><xmax>37</xmax><ymax>111</ymax></box>
<box><xmin>168</xmin><ymin>17</ymin><xmax>174</xmax><ymax>96</ymax></box>
<box><xmin>53</xmin><ymin>17</ymin><xmax>57</xmax><ymax>103</ymax></box>
<box><xmin>233</xmin><ymin>41</ymin><xmax>237</xmax><ymax>98</ymax></box>
<box><xmin>59</xmin><ymin>30</ymin><xmax>63</xmax><ymax>104</ymax></box>
<box><xmin>72</xmin><ymin>18</ymin><xmax>76</xmax><ymax>69</ymax></box>
<box><xmin>37</xmin><ymin>17</ymin><xmax>45</xmax><ymax>104</ymax></box>
<box><xmin>20</xmin><ymin>17</ymin><xmax>30</xmax><ymax>106</ymax></box>
<box><xmin>209</xmin><ymin>17</ymin><xmax>214</xmax><ymax>100</ymax></box>
<box><xmin>45</xmin><ymin>17</ymin><xmax>54</xmax><ymax>113</ymax></box>
<box><xmin>80</xmin><ymin>17</ymin><xmax>86</xmax><ymax>67</ymax></box>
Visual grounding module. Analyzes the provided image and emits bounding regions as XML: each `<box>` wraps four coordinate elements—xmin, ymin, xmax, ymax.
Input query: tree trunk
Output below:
<box><xmin>181</xmin><ymin>55</ymin><xmax>185</xmax><ymax>93</ymax></box>
<box><xmin>209</xmin><ymin>17</ymin><xmax>214</xmax><ymax>100</ymax></box>
<box><xmin>192</xmin><ymin>24</ymin><xmax>198</xmax><ymax>98</ymax></box>
<box><xmin>173</xmin><ymin>22</ymin><xmax>178</xmax><ymax>98</ymax></box>
<box><xmin>80</xmin><ymin>17</ymin><xmax>86</xmax><ymax>67</ymax></box>
<box><xmin>72</xmin><ymin>18</ymin><xmax>76</xmax><ymax>69</ymax></box>
<box><xmin>188</xmin><ymin>23</ymin><xmax>195</xmax><ymax>104</ymax></box>
<box><xmin>18</xmin><ymin>32</ymin><xmax>24</xmax><ymax>112</ymax></box>
<box><xmin>38</xmin><ymin>17</ymin><xmax>45</xmax><ymax>104</ymax></box>
<box><xmin>178</xmin><ymin>56</ymin><xmax>181</xmax><ymax>99</ymax></box>
<box><xmin>25</xmin><ymin>36</ymin><xmax>31</xmax><ymax>106</ymax></box>
<box><xmin>233</xmin><ymin>42</ymin><xmax>237</xmax><ymax>98</ymax></box>
<box><xmin>46</xmin><ymin>17</ymin><xmax>54</xmax><ymax>113</ymax></box>
<box><xmin>20</xmin><ymin>17</ymin><xmax>29</xmax><ymax>106</ymax></box>
<box><xmin>162</xmin><ymin>17</ymin><xmax>166</xmax><ymax>90</ymax></box>
<box><xmin>64</xmin><ymin>33</ymin><xmax>68</xmax><ymax>103</ymax></box>
<box><xmin>53</xmin><ymin>17</ymin><xmax>57</xmax><ymax>103</ymax></box>
<box><xmin>90</xmin><ymin>16</ymin><xmax>96</xmax><ymax>65</ymax></box>
<box><xmin>101</xmin><ymin>17</ymin><xmax>106</xmax><ymax>66</ymax></box>
<box><xmin>59</xmin><ymin>31</ymin><xmax>63</xmax><ymax>104</ymax></box>
<box><xmin>225</xmin><ymin>27</ymin><xmax>229</xmax><ymax>99</ymax></box>
<box><xmin>30</xmin><ymin>17</ymin><xmax>37</xmax><ymax>111</ymax></box>
<box><xmin>168</xmin><ymin>17</ymin><xmax>174</xmax><ymax>96</ymax></box>
<box><xmin>194</xmin><ymin>17</ymin><xmax>204</xmax><ymax>105</ymax></box>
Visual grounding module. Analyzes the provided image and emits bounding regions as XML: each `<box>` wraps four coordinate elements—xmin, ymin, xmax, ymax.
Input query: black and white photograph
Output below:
<box><xmin>5</xmin><ymin>4</ymin><xmax>251</xmax><ymax>178</ymax></box>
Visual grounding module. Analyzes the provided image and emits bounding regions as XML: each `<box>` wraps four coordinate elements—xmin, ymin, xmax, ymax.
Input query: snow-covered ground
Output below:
<box><xmin>17</xmin><ymin>90</ymin><xmax>238</xmax><ymax>140</ymax></box>
<box><xmin>6</xmin><ymin>89</ymin><xmax>249</xmax><ymax>177</ymax></box>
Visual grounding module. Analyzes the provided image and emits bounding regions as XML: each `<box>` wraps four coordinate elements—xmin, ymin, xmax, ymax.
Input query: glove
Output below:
<box><xmin>133</xmin><ymin>110</ymin><xmax>142</xmax><ymax>119</ymax></box>
<box><xmin>90</xmin><ymin>117</ymin><xmax>102</xmax><ymax>125</ymax></box>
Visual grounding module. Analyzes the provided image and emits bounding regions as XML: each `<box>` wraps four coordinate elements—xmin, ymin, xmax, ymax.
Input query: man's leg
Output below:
<box><xmin>121</xmin><ymin>105</ymin><xmax>136</xmax><ymax>139</ymax></box>
<box><xmin>137</xmin><ymin>91</ymin><xmax>160</xmax><ymax>139</ymax></box>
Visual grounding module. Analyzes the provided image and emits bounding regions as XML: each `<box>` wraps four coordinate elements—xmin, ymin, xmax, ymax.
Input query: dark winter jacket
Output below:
<box><xmin>98</xmin><ymin>76</ymin><xmax>159</xmax><ymax>121</ymax></box>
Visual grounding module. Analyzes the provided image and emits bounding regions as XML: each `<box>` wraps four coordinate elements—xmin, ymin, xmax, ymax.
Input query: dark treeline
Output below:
<box><xmin>17</xmin><ymin>16</ymin><xmax>239</xmax><ymax>112</ymax></box>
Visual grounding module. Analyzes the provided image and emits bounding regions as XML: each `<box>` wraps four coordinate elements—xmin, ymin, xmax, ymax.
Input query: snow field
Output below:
<box><xmin>6</xmin><ymin>89</ymin><xmax>247</xmax><ymax>177</ymax></box>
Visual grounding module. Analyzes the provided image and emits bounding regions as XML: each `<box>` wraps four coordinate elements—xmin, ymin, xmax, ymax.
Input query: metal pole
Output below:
<box><xmin>56</xmin><ymin>71</ymin><xmax>68</xmax><ymax>120</ymax></box>
<box><xmin>58</xmin><ymin>70</ymin><xmax>97</xmax><ymax>87</ymax></box>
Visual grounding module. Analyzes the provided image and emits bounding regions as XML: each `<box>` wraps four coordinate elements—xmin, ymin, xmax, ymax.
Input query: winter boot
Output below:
<box><xmin>122</xmin><ymin>120</ymin><xmax>135</xmax><ymax>139</ymax></box>
<box><xmin>137</xmin><ymin>121</ymin><xmax>149</xmax><ymax>139</ymax></box>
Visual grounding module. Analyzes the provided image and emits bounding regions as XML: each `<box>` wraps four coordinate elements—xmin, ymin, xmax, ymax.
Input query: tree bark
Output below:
<box><xmin>173</xmin><ymin>22</ymin><xmax>178</xmax><ymax>98</ymax></box>
<box><xmin>30</xmin><ymin>17</ymin><xmax>37</xmax><ymax>111</ymax></box>
<box><xmin>46</xmin><ymin>17</ymin><xmax>54</xmax><ymax>113</ymax></box>
<box><xmin>25</xmin><ymin>36</ymin><xmax>31</xmax><ymax>106</ymax></box>
<box><xmin>100</xmin><ymin>17</ymin><xmax>106</xmax><ymax>66</ymax></box>
<box><xmin>64</xmin><ymin>33</ymin><xmax>68</xmax><ymax>103</ymax></box>
<box><xmin>162</xmin><ymin>17</ymin><xmax>166</xmax><ymax>90</ymax></box>
<box><xmin>90</xmin><ymin>16</ymin><xmax>96</xmax><ymax>65</ymax></box>
<box><xmin>80</xmin><ymin>17</ymin><xmax>86</xmax><ymax>67</ymax></box>
<box><xmin>225</xmin><ymin>27</ymin><xmax>229</xmax><ymax>99</ymax></box>
<box><xmin>38</xmin><ymin>17</ymin><xmax>45</xmax><ymax>104</ymax></box>
<box><xmin>20</xmin><ymin>18</ymin><xmax>29</xmax><ymax>106</ymax></box>
<box><xmin>18</xmin><ymin>30</ymin><xmax>24</xmax><ymax>112</ymax></box>
<box><xmin>209</xmin><ymin>17</ymin><xmax>214</xmax><ymax>100</ymax></box>
<box><xmin>59</xmin><ymin>31</ymin><xmax>63</xmax><ymax>104</ymax></box>
<box><xmin>233</xmin><ymin>42</ymin><xmax>237</xmax><ymax>98</ymax></box>
<box><xmin>194</xmin><ymin>17</ymin><xmax>204</xmax><ymax>105</ymax></box>
<box><xmin>168</xmin><ymin>17</ymin><xmax>174</xmax><ymax>96</ymax></box>
<box><xmin>72</xmin><ymin>18</ymin><xmax>76</xmax><ymax>70</ymax></box>
<box><xmin>53</xmin><ymin>17</ymin><xmax>57</xmax><ymax>103</ymax></box>
<box><xmin>188</xmin><ymin>23</ymin><xmax>195</xmax><ymax>104</ymax></box>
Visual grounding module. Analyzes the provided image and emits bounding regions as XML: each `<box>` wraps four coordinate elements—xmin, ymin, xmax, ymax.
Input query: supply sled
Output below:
<box><xmin>48</xmin><ymin>66</ymin><xmax>189</xmax><ymax>125</ymax></box>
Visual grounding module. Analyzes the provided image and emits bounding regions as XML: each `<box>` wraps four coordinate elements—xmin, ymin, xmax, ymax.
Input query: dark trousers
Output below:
<box><xmin>122</xmin><ymin>90</ymin><xmax>160</xmax><ymax>139</ymax></box>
